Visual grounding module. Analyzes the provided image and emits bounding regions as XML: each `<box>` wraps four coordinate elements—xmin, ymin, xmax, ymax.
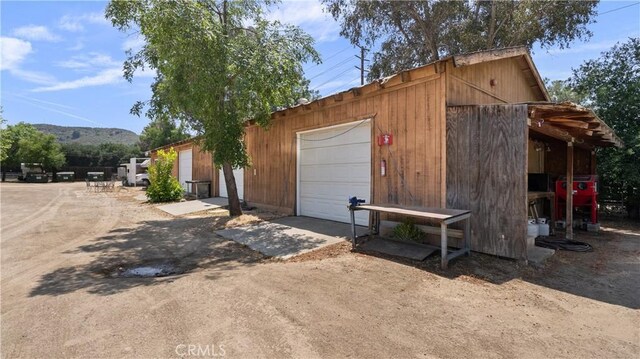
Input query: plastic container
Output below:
<box><xmin>537</xmin><ymin>218</ymin><xmax>550</xmax><ymax>236</ymax></box>
<box><xmin>527</xmin><ymin>219</ymin><xmax>539</xmax><ymax>237</ymax></box>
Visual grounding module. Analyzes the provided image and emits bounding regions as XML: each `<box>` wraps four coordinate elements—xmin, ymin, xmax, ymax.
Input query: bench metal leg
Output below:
<box><xmin>465</xmin><ymin>217</ymin><xmax>471</xmax><ymax>255</ymax></box>
<box><xmin>350</xmin><ymin>208</ymin><xmax>357</xmax><ymax>249</ymax></box>
<box><xmin>441</xmin><ymin>222</ymin><xmax>448</xmax><ymax>269</ymax></box>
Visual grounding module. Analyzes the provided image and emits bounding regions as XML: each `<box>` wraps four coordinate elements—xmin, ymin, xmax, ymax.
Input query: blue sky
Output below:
<box><xmin>1</xmin><ymin>1</ymin><xmax>639</xmax><ymax>135</ymax></box>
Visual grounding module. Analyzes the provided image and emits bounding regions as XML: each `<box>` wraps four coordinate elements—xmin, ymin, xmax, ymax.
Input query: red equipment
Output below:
<box><xmin>555</xmin><ymin>175</ymin><xmax>599</xmax><ymax>224</ymax></box>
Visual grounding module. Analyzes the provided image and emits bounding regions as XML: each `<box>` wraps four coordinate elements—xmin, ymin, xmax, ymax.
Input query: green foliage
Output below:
<box><xmin>0</xmin><ymin>109</ymin><xmax>10</xmax><ymax>163</ymax></box>
<box><xmin>544</xmin><ymin>79</ymin><xmax>586</xmax><ymax>104</ymax></box>
<box><xmin>61</xmin><ymin>143</ymin><xmax>143</xmax><ymax>167</ymax></box>
<box><xmin>2</xmin><ymin>122</ymin><xmax>66</xmax><ymax>170</ymax></box>
<box><xmin>1</xmin><ymin>122</ymin><xmax>66</xmax><ymax>170</ymax></box>
<box><xmin>324</xmin><ymin>0</ymin><xmax>597</xmax><ymax>80</ymax></box>
<box><xmin>139</xmin><ymin>116</ymin><xmax>189</xmax><ymax>151</ymax></box>
<box><xmin>568</xmin><ymin>38</ymin><xmax>640</xmax><ymax>215</ymax></box>
<box><xmin>392</xmin><ymin>219</ymin><xmax>425</xmax><ymax>242</ymax></box>
<box><xmin>146</xmin><ymin>147</ymin><xmax>184</xmax><ymax>203</ymax></box>
<box><xmin>106</xmin><ymin>0</ymin><xmax>320</xmax><ymax>215</ymax></box>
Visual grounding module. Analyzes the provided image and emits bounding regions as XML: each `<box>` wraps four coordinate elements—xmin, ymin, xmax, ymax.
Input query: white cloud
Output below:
<box><xmin>12</xmin><ymin>25</ymin><xmax>61</xmax><ymax>42</ymax></box>
<box><xmin>0</xmin><ymin>36</ymin><xmax>56</xmax><ymax>85</ymax></box>
<box><xmin>57</xmin><ymin>52</ymin><xmax>121</xmax><ymax>70</ymax></box>
<box><xmin>58</xmin><ymin>12</ymin><xmax>109</xmax><ymax>32</ymax></box>
<box><xmin>1</xmin><ymin>37</ymin><xmax>32</xmax><ymax>70</ymax></box>
<box><xmin>9</xmin><ymin>69</ymin><xmax>56</xmax><ymax>85</ymax></box>
<box><xmin>267</xmin><ymin>1</ymin><xmax>339</xmax><ymax>42</ymax></box>
<box><xmin>122</xmin><ymin>35</ymin><xmax>146</xmax><ymax>52</ymax></box>
<box><xmin>32</xmin><ymin>68</ymin><xmax>124</xmax><ymax>92</ymax></box>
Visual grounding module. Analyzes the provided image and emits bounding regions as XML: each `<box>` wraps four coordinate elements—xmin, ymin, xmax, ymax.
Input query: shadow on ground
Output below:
<box><xmin>29</xmin><ymin>217</ymin><xmax>266</xmax><ymax>297</ymax></box>
<box><xmin>356</xmin><ymin>217</ymin><xmax>640</xmax><ymax>309</ymax></box>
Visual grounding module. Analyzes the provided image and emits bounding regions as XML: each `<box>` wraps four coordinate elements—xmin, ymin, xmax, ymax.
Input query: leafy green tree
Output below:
<box><xmin>0</xmin><ymin>109</ymin><xmax>10</xmax><ymax>163</ymax></box>
<box><xmin>2</xmin><ymin>122</ymin><xmax>39</xmax><ymax>172</ymax></box>
<box><xmin>15</xmin><ymin>131</ymin><xmax>66</xmax><ymax>170</ymax></box>
<box><xmin>1</xmin><ymin>122</ymin><xmax>66</xmax><ymax>173</ymax></box>
<box><xmin>545</xmin><ymin>79</ymin><xmax>586</xmax><ymax>104</ymax></box>
<box><xmin>106</xmin><ymin>0</ymin><xmax>320</xmax><ymax>215</ymax></box>
<box><xmin>139</xmin><ymin>116</ymin><xmax>190</xmax><ymax>151</ymax></box>
<box><xmin>146</xmin><ymin>148</ymin><xmax>184</xmax><ymax>202</ymax></box>
<box><xmin>61</xmin><ymin>143</ymin><xmax>142</xmax><ymax>167</ymax></box>
<box><xmin>324</xmin><ymin>0</ymin><xmax>598</xmax><ymax>79</ymax></box>
<box><xmin>569</xmin><ymin>38</ymin><xmax>640</xmax><ymax>218</ymax></box>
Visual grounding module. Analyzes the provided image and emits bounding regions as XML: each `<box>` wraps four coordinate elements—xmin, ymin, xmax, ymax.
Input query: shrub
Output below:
<box><xmin>392</xmin><ymin>219</ymin><xmax>425</xmax><ymax>242</ymax></box>
<box><xmin>146</xmin><ymin>147</ymin><xmax>183</xmax><ymax>203</ymax></box>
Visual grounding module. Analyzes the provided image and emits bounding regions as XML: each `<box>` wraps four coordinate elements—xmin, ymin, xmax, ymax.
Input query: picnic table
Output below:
<box><xmin>85</xmin><ymin>179</ymin><xmax>115</xmax><ymax>192</ymax></box>
<box><xmin>348</xmin><ymin>204</ymin><xmax>471</xmax><ymax>269</ymax></box>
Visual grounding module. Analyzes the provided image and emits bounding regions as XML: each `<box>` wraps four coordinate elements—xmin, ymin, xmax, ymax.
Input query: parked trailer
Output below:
<box><xmin>20</xmin><ymin>163</ymin><xmax>49</xmax><ymax>183</ymax></box>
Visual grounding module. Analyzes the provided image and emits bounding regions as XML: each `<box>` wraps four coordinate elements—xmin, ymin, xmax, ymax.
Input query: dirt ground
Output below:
<box><xmin>1</xmin><ymin>181</ymin><xmax>638</xmax><ymax>358</ymax></box>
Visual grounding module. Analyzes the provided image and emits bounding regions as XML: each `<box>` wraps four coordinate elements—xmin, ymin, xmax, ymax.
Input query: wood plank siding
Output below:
<box><xmin>245</xmin><ymin>64</ymin><xmax>446</xmax><ymax>214</ymax></box>
<box><xmin>446</xmin><ymin>57</ymin><xmax>546</xmax><ymax>106</ymax></box>
<box><xmin>150</xmin><ymin>142</ymin><xmax>217</xmax><ymax>193</ymax></box>
<box><xmin>446</xmin><ymin>105</ymin><xmax>528</xmax><ymax>259</ymax></box>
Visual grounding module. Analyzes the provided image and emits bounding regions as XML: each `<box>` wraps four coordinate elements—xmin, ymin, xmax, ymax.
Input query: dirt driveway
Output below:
<box><xmin>1</xmin><ymin>182</ymin><xmax>638</xmax><ymax>358</ymax></box>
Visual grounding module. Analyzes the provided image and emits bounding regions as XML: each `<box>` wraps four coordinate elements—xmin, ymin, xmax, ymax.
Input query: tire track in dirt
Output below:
<box><xmin>1</xmin><ymin>189</ymin><xmax>124</xmax><ymax>291</ymax></box>
<box><xmin>1</xmin><ymin>187</ymin><xmax>66</xmax><ymax>236</ymax></box>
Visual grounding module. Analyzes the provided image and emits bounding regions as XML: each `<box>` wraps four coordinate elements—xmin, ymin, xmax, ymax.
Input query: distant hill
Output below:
<box><xmin>33</xmin><ymin>124</ymin><xmax>139</xmax><ymax>146</ymax></box>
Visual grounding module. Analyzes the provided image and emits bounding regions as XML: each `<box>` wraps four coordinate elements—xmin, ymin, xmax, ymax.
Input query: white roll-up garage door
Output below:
<box><xmin>178</xmin><ymin>149</ymin><xmax>192</xmax><ymax>191</ymax></box>
<box><xmin>298</xmin><ymin>120</ymin><xmax>371</xmax><ymax>225</ymax></box>
<box><xmin>219</xmin><ymin>168</ymin><xmax>244</xmax><ymax>200</ymax></box>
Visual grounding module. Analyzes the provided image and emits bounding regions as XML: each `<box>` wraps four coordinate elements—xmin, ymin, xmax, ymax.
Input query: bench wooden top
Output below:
<box><xmin>352</xmin><ymin>204</ymin><xmax>470</xmax><ymax>222</ymax></box>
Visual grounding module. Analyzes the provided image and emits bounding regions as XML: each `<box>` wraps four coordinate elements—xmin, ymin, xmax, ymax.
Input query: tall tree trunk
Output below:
<box><xmin>222</xmin><ymin>161</ymin><xmax>242</xmax><ymax>216</ymax></box>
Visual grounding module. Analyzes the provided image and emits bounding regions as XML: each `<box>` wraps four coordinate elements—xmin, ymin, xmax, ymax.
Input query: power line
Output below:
<box><xmin>322</xmin><ymin>76</ymin><xmax>361</xmax><ymax>95</ymax></box>
<box><xmin>303</xmin><ymin>45</ymin><xmax>353</xmax><ymax>72</ymax></box>
<box><xmin>311</xmin><ymin>66</ymin><xmax>358</xmax><ymax>92</ymax></box>
<box><xmin>306</xmin><ymin>55</ymin><xmax>356</xmax><ymax>81</ymax></box>
<box><xmin>598</xmin><ymin>2</ymin><xmax>639</xmax><ymax>15</ymax></box>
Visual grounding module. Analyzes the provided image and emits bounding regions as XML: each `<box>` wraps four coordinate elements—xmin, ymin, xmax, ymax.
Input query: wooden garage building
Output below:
<box><xmin>153</xmin><ymin>47</ymin><xmax>622</xmax><ymax>261</ymax></box>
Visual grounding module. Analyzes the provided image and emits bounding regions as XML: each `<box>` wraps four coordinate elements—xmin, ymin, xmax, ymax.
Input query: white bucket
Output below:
<box><xmin>527</xmin><ymin>219</ymin><xmax>539</xmax><ymax>237</ymax></box>
<box><xmin>538</xmin><ymin>223</ymin><xmax>550</xmax><ymax>236</ymax></box>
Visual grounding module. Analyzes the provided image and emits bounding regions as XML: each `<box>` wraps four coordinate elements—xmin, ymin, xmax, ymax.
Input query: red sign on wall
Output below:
<box><xmin>377</xmin><ymin>134</ymin><xmax>393</xmax><ymax>146</ymax></box>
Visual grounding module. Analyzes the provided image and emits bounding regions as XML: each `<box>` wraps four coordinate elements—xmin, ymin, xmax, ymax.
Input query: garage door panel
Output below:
<box><xmin>179</xmin><ymin>149</ymin><xmax>192</xmax><ymax>191</ymax></box>
<box><xmin>300</xmin><ymin>182</ymin><xmax>369</xmax><ymax>201</ymax></box>
<box><xmin>299</xmin><ymin>144</ymin><xmax>370</xmax><ymax>165</ymax></box>
<box><xmin>300</xmin><ymin>125</ymin><xmax>369</xmax><ymax>150</ymax></box>
<box><xmin>298</xmin><ymin>121</ymin><xmax>371</xmax><ymax>226</ymax></box>
<box><xmin>300</xmin><ymin>163</ymin><xmax>370</xmax><ymax>183</ymax></box>
<box><xmin>219</xmin><ymin>168</ymin><xmax>244</xmax><ymax>199</ymax></box>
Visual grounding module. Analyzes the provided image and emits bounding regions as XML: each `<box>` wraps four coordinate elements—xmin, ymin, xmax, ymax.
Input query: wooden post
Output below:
<box><xmin>566</xmin><ymin>142</ymin><xmax>574</xmax><ymax>240</ymax></box>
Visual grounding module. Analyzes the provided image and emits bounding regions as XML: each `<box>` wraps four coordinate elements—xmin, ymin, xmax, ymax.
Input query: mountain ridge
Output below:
<box><xmin>33</xmin><ymin>124</ymin><xmax>139</xmax><ymax>146</ymax></box>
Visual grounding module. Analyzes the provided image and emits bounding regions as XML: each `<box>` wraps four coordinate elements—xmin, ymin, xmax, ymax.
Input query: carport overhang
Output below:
<box><xmin>527</xmin><ymin>102</ymin><xmax>623</xmax><ymax>149</ymax></box>
<box><xmin>525</xmin><ymin>102</ymin><xmax>623</xmax><ymax>240</ymax></box>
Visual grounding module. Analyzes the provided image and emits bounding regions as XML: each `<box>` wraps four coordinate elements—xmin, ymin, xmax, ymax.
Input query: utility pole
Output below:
<box><xmin>355</xmin><ymin>46</ymin><xmax>369</xmax><ymax>85</ymax></box>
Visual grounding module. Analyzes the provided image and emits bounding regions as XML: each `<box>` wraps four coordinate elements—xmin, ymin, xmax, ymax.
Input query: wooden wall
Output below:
<box><xmin>245</xmin><ymin>64</ymin><xmax>446</xmax><ymax>214</ymax></box>
<box><xmin>446</xmin><ymin>105</ymin><xmax>528</xmax><ymax>259</ymax></box>
<box><xmin>446</xmin><ymin>57</ymin><xmax>545</xmax><ymax>106</ymax></box>
<box><xmin>527</xmin><ymin>139</ymin><xmax>545</xmax><ymax>173</ymax></box>
<box><xmin>150</xmin><ymin>141</ymin><xmax>217</xmax><ymax>192</ymax></box>
<box><xmin>544</xmin><ymin>142</ymin><xmax>594</xmax><ymax>177</ymax></box>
